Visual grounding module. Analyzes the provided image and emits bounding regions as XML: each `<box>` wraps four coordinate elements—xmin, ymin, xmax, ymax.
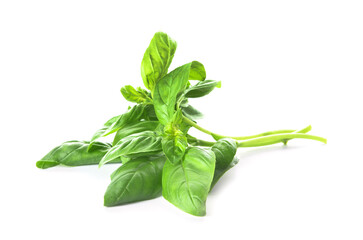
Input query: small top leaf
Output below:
<box><xmin>188</xmin><ymin>61</ymin><xmax>206</xmax><ymax>81</ymax></box>
<box><xmin>121</xmin><ymin>85</ymin><xmax>150</xmax><ymax>103</ymax></box>
<box><xmin>141</xmin><ymin>32</ymin><xmax>177</xmax><ymax>91</ymax></box>
<box><xmin>153</xmin><ymin>61</ymin><xmax>204</xmax><ymax>125</ymax></box>
<box><xmin>184</xmin><ymin>80</ymin><xmax>221</xmax><ymax>98</ymax></box>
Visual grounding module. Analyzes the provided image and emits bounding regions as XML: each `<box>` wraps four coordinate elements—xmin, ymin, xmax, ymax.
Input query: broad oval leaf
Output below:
<box><xmin>210</xmin><ymin>138</ymin><xmax>238</xmax><ymax>190</ymax></box>
<box><xmin>141</xmin><ymin>32</ymin><xmax>177</xmax><ymax>91</ymax></box>
<box><xmin>184</xmin><ymin>80</ymin><xmax>221</xmax><ymax>98</ymax></box>
<box><xmin>113</xmin><ymin>121</ymin><xmax>160</xmax><ymax>145</ymax></box>
<box><xmin>153</xmin><ymin>61</ymin><xmax>203</xmax><ymax>125</ymax></box>
<box><xmin>99</xmin><ymin>131</ymin><xmax>162</xmax><ymax>167</ymax></box>
<box><xmin>104</xmin><ymin>155</ymin><xmax>166</xmax><ymax>206</ymax></box>
<box><xmin>162</xmin><ymin>147</ymin><xmax>216</xmax><ymax>216</ymax></box>
<box><xmin>36</xmin><ymin>141</ymin><xmax>120</xmax><ymax>169</ymax></box>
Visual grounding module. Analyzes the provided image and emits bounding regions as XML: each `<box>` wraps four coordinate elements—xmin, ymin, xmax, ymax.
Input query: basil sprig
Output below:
<box><xmin>37</xmin><ymin>32</ymin><xmax>326</xmax><ymax>216</ymax></box>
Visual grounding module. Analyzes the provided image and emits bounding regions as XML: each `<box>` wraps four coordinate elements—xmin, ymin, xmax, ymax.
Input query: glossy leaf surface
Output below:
<box><xmin>161</xmin><ymin>133</ymin><xmax>188</xmax><ymax>164</ymax></box>
<box><xmin>210</xmin><ymin>138</ymin><xmax>238</xmax><ymax>190</ymax></box>
<box><xmin>88</xmin><ymin>115</ymin><xmax>120</xmax><ymax>150</ymax></box>
<box><xmin>153</xmin><ymin>61</ymin><xmax>203</xmax><ymax>125</ymax></box>
<box><xmin>36</xmin><ymin>141</ymin><xmax>119</xmax><ymax>169</ymax></box>
<box><xmin>99</xmin><ymin>131</ymin><xmax>162</xmax><ymax>167</ymax></box>
<box><xmin>188</xmin><ymin>61</ymin><xmax>206</xmax><ymax>81</ymax></box>
<box><xmin>102</xmin><ymin>104</ymin><xmax>146</xmax><ymax>136</ymax></box>
<box><xmin>184</xmin><ymin>80</ymin><xmax>221</xmax><ymax>98</ymax></box>
<box><xmin>121</xmin><ymin>85</ymin><xmax>150</xmax><ymax>103</ymax></box>
<box><xmin>104</xmin><ymin>155</ymin><xmax>166</xmax><ymax>206</ymax></box>
<box><xmin>162</xmin><ymin>147</ymin><xmax>215</xmax><ymax>216</ymax></box>
<box><xmin>141</xmin><ymin>32</ymin><xmax>177</xmax><ymax>91</ymax></box>
<box><xmin>113</xmin><ymin>121</ymin><xmax>160</xmax><ymax>145</ymax></box>
<box><xmin>180</xmin><ymin>99</ymin><xmax>203</xmax><ymax>121</ymax></box>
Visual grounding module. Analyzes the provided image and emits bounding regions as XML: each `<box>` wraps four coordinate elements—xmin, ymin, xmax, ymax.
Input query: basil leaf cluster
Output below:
<box><xmin>36</xmin><ymin>32</ymin><xmax>326</xmax><ymax>216</ymax></box>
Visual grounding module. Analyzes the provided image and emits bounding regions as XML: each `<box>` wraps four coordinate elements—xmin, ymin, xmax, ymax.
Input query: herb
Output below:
<box><xmin>36</xmin><ymin>32</ymin><xmax>326</xmax><ymax>216</ymax></box>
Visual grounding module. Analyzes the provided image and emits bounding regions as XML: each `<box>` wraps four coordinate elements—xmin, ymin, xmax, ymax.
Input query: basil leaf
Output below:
<box><xmin>188</xmin><ymin>61</ymin><xmax>206</xmax><ymax>81</ymax></box>
<box><xmin>119</xmin><ymin>151</ymin><xmax>163</xmax><ymax>165</ymax></box>
<box><xmin>180</xmin><ymin>99</ymin><xmax>203</xmax><ymax>121</ymax></box>
<box><xmin>120</xmin><ymin>85</ymin><xmax>150</xmax><ymax>103</ymax></box>
<box><xmin>102</xmin><ymin>104</ymin><xmax>146</xmax><ymax>137</ymax></box>
<box><xmin>36</xmin><ymin>141</ymin><xmax>119</xmax><ymax>169</ymax></box>
<box><xmin>184</xmin><ymin>80</ymin><xmax>221</xmax><ymax>98</ymax></box>
<box><xmin>141</xmin><ymin>32</ymin><xmax>177</xmax><ymax>91</ymax></box>
<box><xmin>162</xmin><ymin>147</ymin><xmax>216</xmax><ymax>216</ymax></box>
<box><xmin>210</xmin><ymin>138</ymin><xmax>238</xmax><ymax>190</ymax></box>
<box><xmin>161</xmin><ymin>110</ymin><xmax>188</xmax><ymax>164</ymax></box>
<box><xmin>113</xmin><ymin>121</ymin><xmax>160</xmax><ymax>145</ymax></box>
<box><xmin>104</xmin><ymin>155</ymin><xmax>166</xmax><ymax>206</ymax></box>
<box><xmin>142</xmin><ymin>104</ymin><xmax>159</xmax><ymax>121</ymax></box>
<box><xmin>88</xmin><ymin>115</ymin><xmax>120</xmax><ymax>150</ymax></box>
<box><xmin>99</xmin><ymin>131</ymin><xmax>162</xmax><ymax>167</ymax></box>
<box><xmin>153</xmin><ymin>61</ymin><xmax>203</xmax><ymax>125</ymax></box>
<box><xmin>161</xmin><ymin>133</ymin><xmax>188</xmax><ymax>164</ymax></box>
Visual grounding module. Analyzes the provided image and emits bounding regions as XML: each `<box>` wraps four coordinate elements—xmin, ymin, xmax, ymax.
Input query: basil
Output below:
<box><xmin>37</xmin><ymin>32</ymin><xmax>326</xmax><ymax>216</ymax></box>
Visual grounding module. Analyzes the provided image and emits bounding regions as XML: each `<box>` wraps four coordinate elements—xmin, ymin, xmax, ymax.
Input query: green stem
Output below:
<box><xmin>183</xmin><ymin>116</ymin><xmax>213</xmax><ymax>136</ymax></box>
<box><xmin>229</xmin><ymin>125</ymin><xmax>311</xmax><ymax>140</ymax></box>
<box><xmin>237</xmin><ymin>133</ymin><xmax>327</xmax><ymax>148</ymax></box>
<box><xmin>183</xmin><ymin>116</ymin><xmax>312</xmax><ymax>141</ymax></box>
<box><xmin>282</xmin><ymin>125</ymin><xmax>311</xmax><ymax>145</ymax></box>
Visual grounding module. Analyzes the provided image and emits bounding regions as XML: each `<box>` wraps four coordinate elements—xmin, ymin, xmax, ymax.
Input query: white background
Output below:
<box><xmin>1</xmin><ymin>0</ymin><xmax>362</xmax><ymax>239</ymax></box>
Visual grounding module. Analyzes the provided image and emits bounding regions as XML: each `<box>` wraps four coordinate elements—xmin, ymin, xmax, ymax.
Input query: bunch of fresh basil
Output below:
<box><xmin>37</xmin><ymin>32</ymin><xmax>326</xmax><ymax>216</ymax></box>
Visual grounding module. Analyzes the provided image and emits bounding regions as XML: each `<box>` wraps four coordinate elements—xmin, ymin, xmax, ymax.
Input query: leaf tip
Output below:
<box><xmin>36</xmin><ymin>160</ymin><xmax>59</xmax><ymax>169</ymax></box>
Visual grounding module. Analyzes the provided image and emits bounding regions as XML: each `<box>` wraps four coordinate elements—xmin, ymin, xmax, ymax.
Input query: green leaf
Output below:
<box><xmin>104</xmin><ymin>155</ymin><xmax>166</xmax><ymax>206</ymax></box>
<box><xmin>162</xmin><ymin>147</ymin><xmax>216</xmax><ymax>216</ymax></box>
<box><xmin>188</xmin><ymin>61</ymin><xmax>206</xmax><ymax>81</ymax></box>
<box><xmin>142</xmin><ymin>104</ymin><xmax>159</xmax><ymax>121</ymax></box>
<box><xmin>153</xmin><ymin>61</ymin><xmax>203</xmax><ymax>125</ymax></box>
<box><xmin>210</xmin><ymin>138</ymin><xmax>238</xmax><ymax>190</ymax></box>
<box><xmin>141</xmin><ymin>32</ymin><xmax>177</xmax><ymax>91</ymax></box>
<box><xmin>113</xmin><ymin>121</ymin><xmax>160</xmax><ymax>145</ymax></box>
<box><xmin>162</xmin><ymin>133</ymin><xmax>188</xmax><ymax>164</ymax></box>
<box><xmin>161</xmin><ymin>110</ymin><xmax>188</xmax><ymax>164</ymax></box>
<box><xmin>102</xmin><ymin>104</ymin><xmax>146</xmax><ymax>137</ymax></box>
<box><xmin>88</xmin><ymin>115</ymin><xmax>120</xmax><ymax>150</ymax></box>
<box><xmin>99</xmin><ymin>131</ymin><xmax>162</xmax><ymax>167</ymax></box>
<box><xmin>184</xmin><ymin>80</ymin><xmax>221</xmax><ymax>98</ymax></box>
<box><xmin>36</xmin><ymin>141</ymin><xmax>120</xmax><ymax>169</ymax></box>
<box><xmin>121</xmin><ymin>85</ymin><xmax>150</xmax><ymax>103</ymax></box>
<box><xmin>180</xmin><ymin>99</ymin><xmax>203</xmax><ymax>121</ymax></box>
<box><xmin>118</xmin><ymin>151</ymin><xmax>163</xmax><ymax>164</ymax></box>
